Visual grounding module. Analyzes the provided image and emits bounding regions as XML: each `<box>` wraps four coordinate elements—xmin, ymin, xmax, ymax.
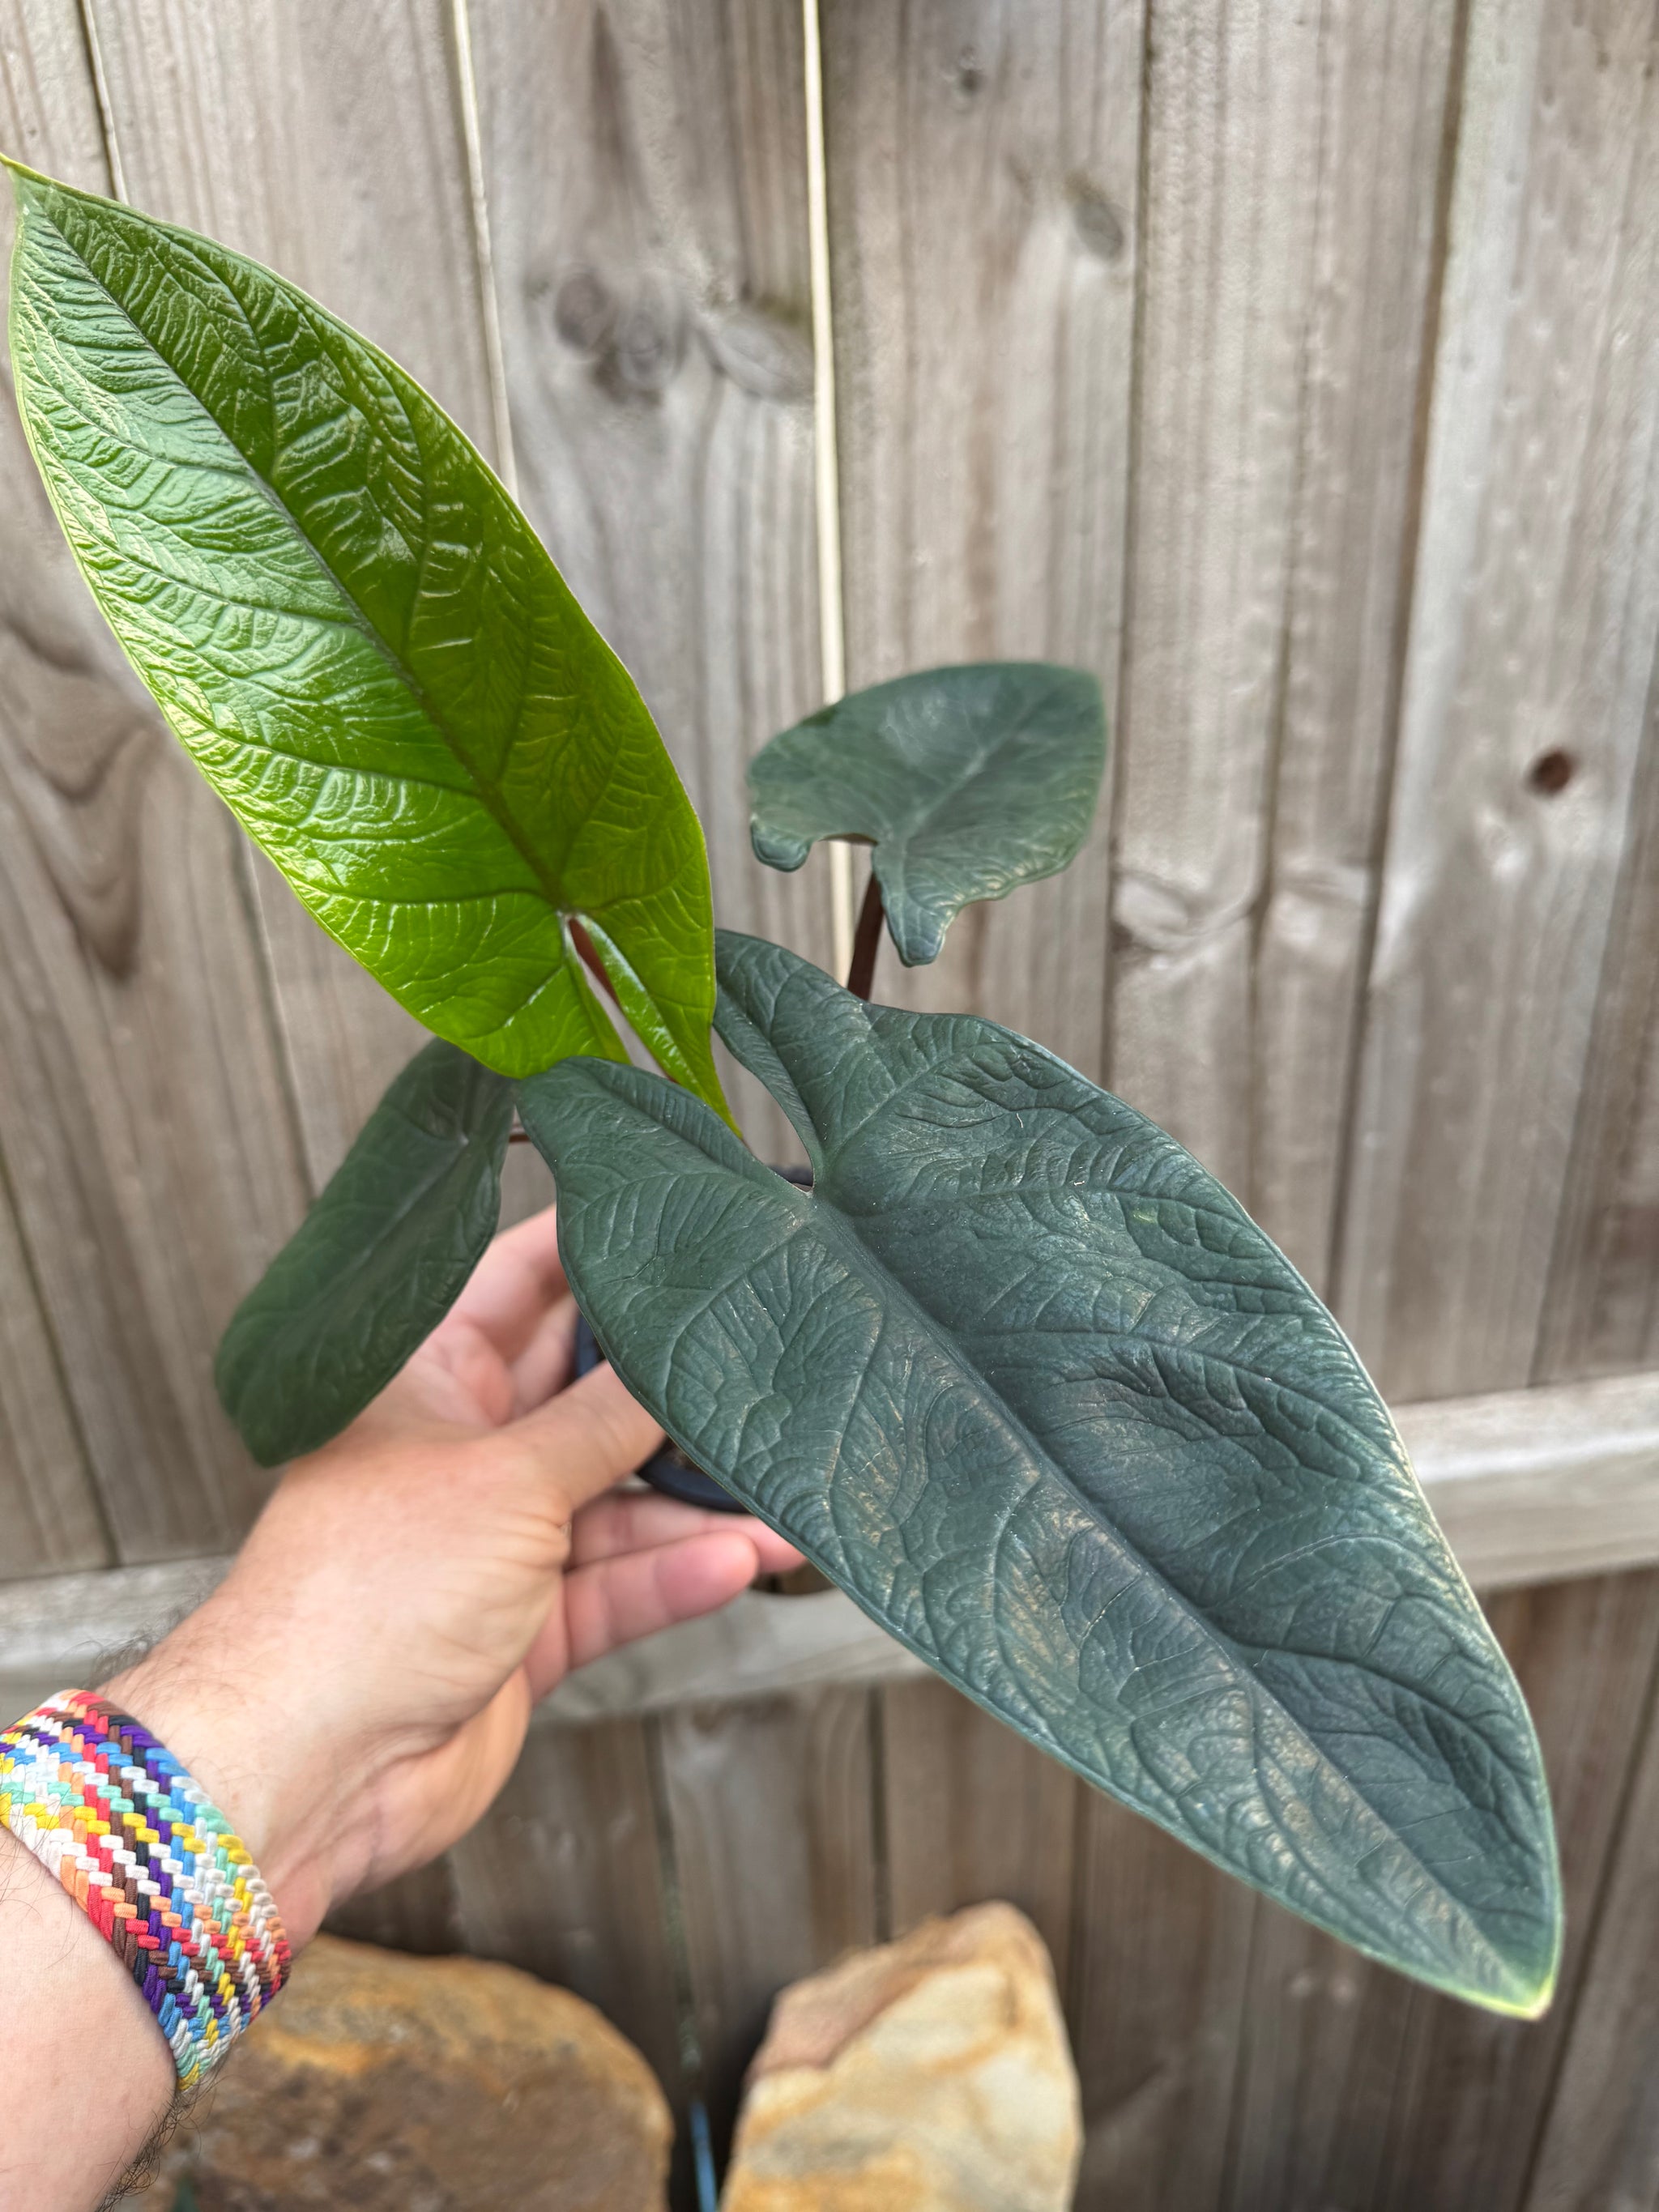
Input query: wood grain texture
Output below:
<box><xmin>0</xmin><ymin>1141</ymin><xmax>102</xmax><ymax>1576</ymax></box>
<box><xmin>657</xmin><ymin>1689</ymin><xmax>878</xmax><ymax>2164</ymax></box>
<box><xmin>1067</xmin><ymin>1789</ymin><xmax>1255</xmax><ymax>2212</ymax></box>
<box><xmin>1108</xmin><ymin>0</ymin><xmax>1454</xmax><ymax>1217</ymax></box>
<box><xmin>84</xmin><ymin>0</ymin><xmax>501</xmax><ymax>1193</ymax></box>
<box><xmin>1524</xmin><ymin>1630</ymin><xmax>1659</xmax><ymax>2212</ymax></box>
<box><xmin>1107</xmin><ymin>0</ymin><xmax>1320</xmax><ymax>1190</ymax></box>
<box><xmin>1373</xmin><ymin>1578</ymin><xmax>1659</xmax><ymax>2211</ymax></box>
<box><xmin>545</xmin><ymin>1585</ymin><xmax>928</xmax><ymax>1725</ymax></box>
<box><xmin>1334</xmin><ymin>0</ymin><xmax>1659</xmax><ymax>1400</ymax></box>
<box><xmin>0</xmin><ymin>1</ymin><xmax>308</xmax><ymax>1564</ymax></box>
<box><xmin>465</xmin><ymin>0</ymin><xmax>830</xmax><ymax>1158</ymax></box>
<box><xmin>1403</xmin><ymin>1370</ymin><xmax>1659</xmax><ymax>1592</ymax></box>
<box><xmin>448</xmin><ymin>1715</ymin><xmax>685</xmax><ymax>2108</ymax></box>
<box><xmin>1537</xmin><ymin>671</ymin><xmax>1659</xmax><ymax>1384</ymax></box>
<box><xmin>880</xmin><ymin>1674</ymin><xmax>1077</xmax><ymax>1988</ymax></box>
<box><xmin>0</xmin><ymin>2</ymin><xmax>103</xmax><ymax>1583</ymax></box>
<box><xmin>1246</xmin><ymin>2</ymin><xmax>1460</xmax><ymax>1287</ymax></box>
<box><xmin>1222</xmin><ymin>1570</ymin><xmax>1659</xmax><ymax>2212</ymax></box>
<box><xmin>323</xmin><ymin>1857</ymin><xmax>459</xmax><ymax>1958</ymax></box>
<box><xmin>820</xmin><ymin>0</ymin><xmax>1141</xmax><ymax>1078</ymax></box>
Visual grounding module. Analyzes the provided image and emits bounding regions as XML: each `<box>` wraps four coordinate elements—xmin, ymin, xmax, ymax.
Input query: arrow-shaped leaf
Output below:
<box><xmin>749</xmin><ymin>663</ymin><xmax>1107</xmax><ymax>964</ymax></box>
<box><xmin>520</xmin><ymin>934</ymin><xmax>1560</xmax><ymax>2014</ymax></box>
<box><xmin>216</xmin><ymin>1039</ymin><xmax>514</xmax><ymax>1464</ymax></box>
<box><xmin>5</xmin><ymin>163</ymin><xmax>728</xmax><ymax>1111</ymax></box>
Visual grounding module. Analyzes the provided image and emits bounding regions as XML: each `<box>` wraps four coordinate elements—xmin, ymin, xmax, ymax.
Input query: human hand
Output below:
<box><xmin>104</xmin><ymin>1204</ymin><xmax>802</xmax><ymax>1948</ymax></box>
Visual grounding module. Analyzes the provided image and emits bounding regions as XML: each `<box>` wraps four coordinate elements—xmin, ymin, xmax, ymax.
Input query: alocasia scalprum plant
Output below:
<box><xmin>5</xmin><ymin>161</ymin><xmax>1562</xmax><ymax>2016</ymax></box>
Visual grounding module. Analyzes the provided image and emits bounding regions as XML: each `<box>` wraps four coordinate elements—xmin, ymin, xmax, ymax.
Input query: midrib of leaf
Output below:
<box><xmin>34</xmin><ymin>201</ymin><xmax>632</xmax><ymax>1020</ymax></box>
<box><xmin>872</xmin><ymin>690</ymin><xmax>1083</xmax><ymax>927</ymax></box>
<box><xmin>623</xmin><ymin>1131</ymin><xmax>1530</xmax><ymax>1987</ymax></box>
<box><xmin>889</xmin><ymin>687</ymin><xmax>1059</xmax><ymax>826</ymax></box>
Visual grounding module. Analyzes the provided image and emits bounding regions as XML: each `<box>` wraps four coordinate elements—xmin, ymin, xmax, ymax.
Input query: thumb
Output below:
<box><xmin>500</xmin><ymin>1356</ymin><xmax>665</xmax><ymax>1516</ymax></box>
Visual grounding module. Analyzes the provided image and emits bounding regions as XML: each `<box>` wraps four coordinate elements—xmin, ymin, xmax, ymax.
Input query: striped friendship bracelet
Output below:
<box><xmin>1</xmin><ymin>1690</ymin><xmax>292</xmax><ymax>2085</ymax></box>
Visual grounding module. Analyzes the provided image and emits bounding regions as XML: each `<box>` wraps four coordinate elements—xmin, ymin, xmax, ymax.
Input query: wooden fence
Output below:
<box><xmin>2</xmin><ymin>2</ymin><xmax>1657</xmax><ymax>2206</ymax></box>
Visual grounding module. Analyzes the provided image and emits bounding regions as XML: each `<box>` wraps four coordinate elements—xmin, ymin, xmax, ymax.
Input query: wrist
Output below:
<box><xmin>0</xmin><ymin>1824</ymin><xmax>177</xmax><ymax>2206</ymax></box>
<box><xmin>101</xmin><ymin>1605</ymin><xmax>350</xmax><ymax>1951</ymax></box>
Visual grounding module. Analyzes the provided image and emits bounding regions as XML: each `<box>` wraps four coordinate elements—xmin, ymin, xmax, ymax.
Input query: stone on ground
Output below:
<box><xmin>719</xmin><ymin>1899</ymin><xmax>1081</xmax><ymax>2211</ymax></box>
<box><xmin>156</xmin><ymin>1933</ymin><xmax>672</xmax><ymax>2210</ymax></box>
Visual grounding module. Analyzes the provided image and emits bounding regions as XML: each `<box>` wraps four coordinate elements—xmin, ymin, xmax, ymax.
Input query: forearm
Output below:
<box><xmin>0</xmin><ymin>1827</ymin><xmax>177</xmax><ymax>2210</ymax></box>
<box><xmin>0</xmin><ymin>1622</ymin><xmax>328</xmax><ymax>2212</ymax></box>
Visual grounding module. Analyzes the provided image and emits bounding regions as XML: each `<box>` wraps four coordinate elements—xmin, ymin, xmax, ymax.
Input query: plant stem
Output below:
<box><xmin>505</xmin><ymin>923</ymin><xmax>618</xmax><ymax>1146</ymax></box>
<box><xmin>568</xmin><ymin>918</ymin><xmax>620</xmax><ymax>1005</ymax></box>
<box><xmin>847</xmin><ymin>871</ymin><xmax>885</xmax><ymax>999</ymax></box>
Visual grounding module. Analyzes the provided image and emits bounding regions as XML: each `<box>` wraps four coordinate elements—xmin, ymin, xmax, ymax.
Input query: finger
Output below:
<box><xmin>500</xmin><ymin>1357</ymin><xmax>664</xmax><ymax>1516</ymax></box>
<box><xmin>569</xmin><ymin>1488</ymin><xmax>804</xmax><ymax>1573</ymax></box>
<box><xmin>552</xmin><ymin>1530</ymin><xmax>766</xmax><ymax>1681</ymax></box>
<box><xmin>507</xmin><ymin>1293</ymin><xmax>579</xmax><ymax>1416</ymax></box>
<box><xmin>438</xmin><ymin>1204</ymin><xmax>568</xmax><ymax>1363</ymax></box>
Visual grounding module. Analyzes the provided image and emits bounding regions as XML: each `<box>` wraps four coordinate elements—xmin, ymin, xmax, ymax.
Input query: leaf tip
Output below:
<box><xmin>1</xmin><ymin>152</ymin><xmax>64</xmax><ymax>203</ymax></box>
<box><xmin>1458</xmin><ymin>1896</ymin><xmax>1563</xmax><ymax>2021</ymax></box>
<box><xmin>750</xmin><ymin>821</ymin><xmax>810</xmax><ymax>874</ymax></box>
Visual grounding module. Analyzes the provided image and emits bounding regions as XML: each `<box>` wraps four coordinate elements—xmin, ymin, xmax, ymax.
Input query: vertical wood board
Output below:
<box><xmin>85</xmin><ymin>0</ymin><xmax>503</xmax><ymax>1192</ymax></box>
<box><xmin>1524</xmin><ymin>1629</ymin><xmax>1659</xmax><ymax>2212</ymax></box>
<box><xmin>1108</xmin><ymin>0</ymin><xmax>1327</xmax><ymax>1191</ymax></box>
<box><xmin>657</xmin><ymin>1689</ymin><xmax>879</xmax><ymax>2165</ymax></box>
<box><xmin>1247</xmin><ymin>0</ymin><xmax>1460</xmax><ymax>1287</ymax></box>
<box><xmin>820</xmin><ymin>0</ymin><xmax>1142</xmax><ymax>1077</ymax></box>
<box><xmin>1537</xmin><ymin>671</ymin><xmax>1659</xmax><ymax>1384</ymax></box>
<box><xmin>0</xmin><ymin>0</ymin><xmax>307</xmax><ymax>1563</ymax></box>
<box><xmin>448</xmin><ymin>1715</ymin><xmax>685</xmax><ymax>2108</ymax></box>
<box><xmin>1334</xmin><ymin>0</ymin><xmax>1659</xmax><ymax>1400</ymax></box>
<box><xmin>1067</xmin><ymin>1788</ymin><xmax>1256</xmax><ymax>2212</ymax></box>
<box><xmin>880</xmin><ymin>1674</ymin><xmax>1078</xmax><ymax>1986</ymax></box>
<box><xmin>1222</xmin><ymin>1570</ymin><xmax>1659</xmax><ymax>2212</ymax></box>
<box><xmin>465</xmin><ymin>0</ymin><xmax>830</xmax><ymax>1158</ymax></box>
<box><xmin>0</xmin><ymin>1158</ymin><xmax>101</xmax><ymax>1575</ymax></box>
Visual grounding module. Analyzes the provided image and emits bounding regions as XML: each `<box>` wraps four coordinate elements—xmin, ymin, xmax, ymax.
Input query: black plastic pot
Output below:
<box><xmin>570</xmin><ymin>1161</ymin><xmax>812</xmax><ymax>1512</ymax></box>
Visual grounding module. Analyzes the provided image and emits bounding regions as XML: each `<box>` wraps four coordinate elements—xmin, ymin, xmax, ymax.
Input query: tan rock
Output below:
<box><xmin>162</xmin><ymin>1933</ymin><xmax>672</xmax><ymax>2210</ymax></box>
<box><xmin>720</xmin><ymin>1902</ymin><xmax>1081</xmax><ymax>2212</ymax></box>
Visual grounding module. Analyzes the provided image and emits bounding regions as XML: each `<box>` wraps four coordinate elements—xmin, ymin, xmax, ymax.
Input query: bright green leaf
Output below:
<box><xmin>520</xmin><ymin>934</ymin><xmax>1560</xmax><ymax>2014</ymax></box>
<box><xmin>749</xmin><ymin>663</ymin><xmax>1107</xmax><ymax>965</ymax></box>
<box><xmin>215</xmin><ymin>1038</ymin><xmax>514</xmax><ymax>1464</ymax></box>
<box><xmin>4</xmin><ymin>162</ymin><xmax>729</xmax><ymax>1114</ymax></box>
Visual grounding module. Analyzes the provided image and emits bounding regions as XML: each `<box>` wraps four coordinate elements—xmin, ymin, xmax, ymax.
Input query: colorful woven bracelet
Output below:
<box><xmin>1</xmin><ymin>1690</ymin><xmax>292</xmax><ymax>2085</ymax></box>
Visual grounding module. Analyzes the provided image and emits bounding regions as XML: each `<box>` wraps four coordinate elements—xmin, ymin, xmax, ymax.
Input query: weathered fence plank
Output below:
<box><xmin>1523</xmin><ymin>1630</ymin><xmax>1659</xmax><ymax>2212</ymax></box>
<box><xmin>83</xmin><ymin>0</ymin><xmax>503</xmax><ymax>1193</ymax></box>
<box><xmin>0</xmin><ymin>1170</ymin><xmax>99</xmax><ymax>1575</ymax></box>
<box><xmin>1537</xmin><ymin>688</ymin><xmax>1659</xmax><ymax>1385</ymax></box>
<box><xmin>1246</xmin><ymin>0</ymin><xmax>1461</xmax><ymax>1289</ymax></box>
<box><xmin>464</xmin><ymin>0</ymin><xmax>830</xmax><ymax>1158</ymax></box>
<box><xmin>1333</xmin><ymin>0</ymin><xmax>1659</xmax><ymax>1402</ymax></box>
<box><xmin>880</xmin><ymin>1676</ymin><xmax>1077</xmax><ymax>1982</ymax></box>
<box><xmin>657</xmin><ymin>1690</ymin><xmax>879</xmax><ymax>2163</ymax></box>
<box><xmin>448</xmin><ymin>1716</ymin><xmax>686</xmax><ymax>2111</ymax></box>
<box><xmin>1222</xmin><ymin>1568</ymin><xmax>1659</xmax><ymax>2212</ymax></box>
<box><xmin>1105</xmin><ymin>0</ymin><xmax>1328</xmax><ymax>1196</ymax></box>
<box><xmin>0</xmin><ymin>2</ymin><xmax>308</xmax><ymax>1566</ymax></box>
<box><xmin>819</xmin><ymin>0</ymin><xmax>1142</xmax><ymax>1077</ymax></box>
<box><xmin>1068</xmin><ymin>1791</ymin><xmax>1255</xmax><ymax>2212</ymax></box>
<box><xmin>0</xmin><ymin>0</ymin><xmax>105</xmax><ymax>1583</ymax></box>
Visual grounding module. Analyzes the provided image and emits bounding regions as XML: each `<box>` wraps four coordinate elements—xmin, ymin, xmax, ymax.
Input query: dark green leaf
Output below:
<box><xmin>521</xmin><ymin>934</ymin><xmax>1560</xmax><ymax>2014</ymax></box>
<box><xmin>4</xmin><ymin>161</ymin><xmax>728</xmax><ymax>1115</ymax></box>
<box><xmin>748</xmin><ymin>663</ymin><xmax>1107</xmax><ymax>964</ymax></box>
<box><xmin>216</xmin><ymin>1039</ymin><xmax>514</xmax><ymax>1464</ymax></box>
